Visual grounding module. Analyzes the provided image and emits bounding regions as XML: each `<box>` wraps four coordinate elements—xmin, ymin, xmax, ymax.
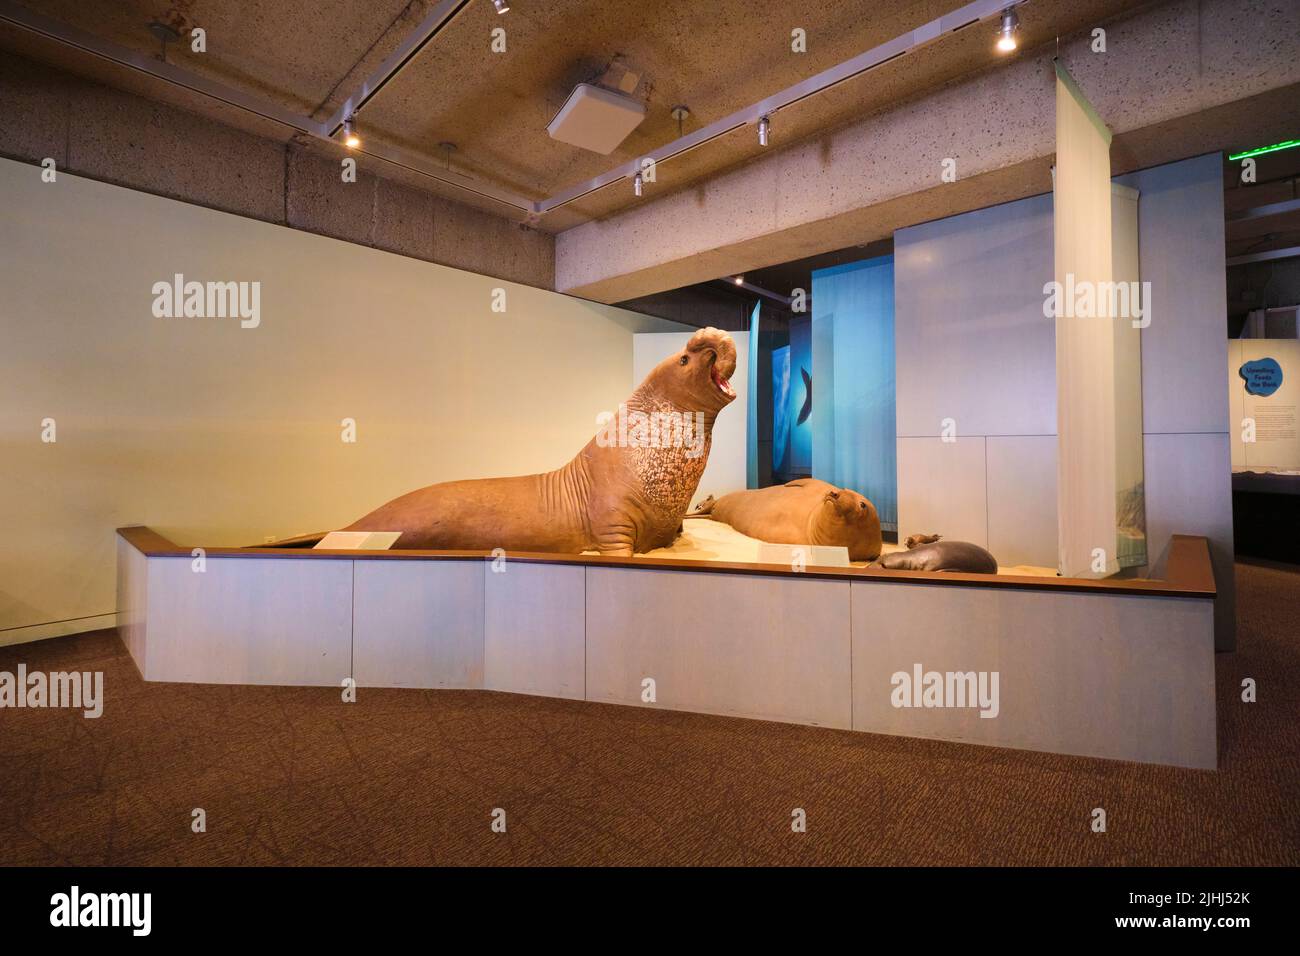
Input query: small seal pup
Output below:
<box><xmin>689</xmin><ymin>478</ymin><xmax>882</xmax><ymax>561</ymax></box>
<box><xmin>878</xmin><ymin>539</ymin><xmax>998</xmax><ymax>574</ymax></box>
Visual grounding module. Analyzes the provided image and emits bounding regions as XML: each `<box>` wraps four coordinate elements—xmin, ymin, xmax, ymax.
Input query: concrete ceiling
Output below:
<box><xmin>0</xmin><ymin>0</ymin><xmax>1151</xmax><ymax>230</ymax></box>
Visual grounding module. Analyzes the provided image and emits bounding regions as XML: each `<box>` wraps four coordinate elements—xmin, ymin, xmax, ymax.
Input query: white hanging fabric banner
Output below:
<box><xmin>1111</xmin><ymin>184</ymin><xmax>1147</xmax><ymax>570</ymax></box>
<box><xmin>1054</xmin><ymin>61</ymin><xmax>1120</xmax><ymax>578</ymax></box>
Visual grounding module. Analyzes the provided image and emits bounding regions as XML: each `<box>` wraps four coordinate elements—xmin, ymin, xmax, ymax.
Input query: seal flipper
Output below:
<box><xmin>250</xmin><ymin>531</ymin><xmax>328</xmax><ymax>549</ymax></box>
<box><xmin>687</xmin><ymin>494</ymin><xmax>717</xmax><ymax>517</ymax></box>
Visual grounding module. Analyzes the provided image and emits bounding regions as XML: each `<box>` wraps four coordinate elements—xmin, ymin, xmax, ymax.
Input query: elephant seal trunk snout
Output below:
<box><xmin>687</xmin><ymin>327</ymin><xmax>738</xmax><ymax>402</ymax></box>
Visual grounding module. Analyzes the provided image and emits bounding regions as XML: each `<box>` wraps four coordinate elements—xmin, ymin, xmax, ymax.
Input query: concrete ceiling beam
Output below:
<box><xmin>555</xmin><ymin>0</ymin><xmax>1300</xmax><ymax>303</ymax></box>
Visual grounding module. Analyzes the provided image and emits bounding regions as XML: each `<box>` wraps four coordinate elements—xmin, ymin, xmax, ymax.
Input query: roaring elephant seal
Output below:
<box><xmin>689</xmin><ymin>478</ymin><xmax>882</xmax><ymax>561</ymax></box>
<box><xmin>267</xmin><ymin>328</ymin><xmax>737</xmax><ymax>556</ymax></box>
<box><xmin>878</xmin><ymin>540</ymin><xmax>998</xmax><ymax>574</ymax></box>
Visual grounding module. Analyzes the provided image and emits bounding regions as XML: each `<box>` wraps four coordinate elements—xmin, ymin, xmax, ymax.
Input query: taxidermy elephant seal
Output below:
<box><xmin>266</xmin><ymin>328</ymin><xmax>737</xmax><ymax>556</ymax></box>
<box><xmin>689</xmin><ymin>478</ymin><xmax>882</xmax><ymax>561</ymax></box>
<box><xmin>877</xmin><ymin>540</ymin><xmax>998</xmax><ymax>574</ymax></box>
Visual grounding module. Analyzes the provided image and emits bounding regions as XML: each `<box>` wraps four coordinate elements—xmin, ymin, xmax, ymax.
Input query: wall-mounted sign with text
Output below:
<box><xmin>1239</xmin><ymin>357</ymin><xmax>1283</xmax><ymax>397</ymax></box>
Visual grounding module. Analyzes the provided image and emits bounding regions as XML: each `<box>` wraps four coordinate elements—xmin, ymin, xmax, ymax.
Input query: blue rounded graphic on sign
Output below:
<box><xmin>1239</xmin><ymin>357</ymin><xmax>1283</xmax><ymax>397</ymax></box>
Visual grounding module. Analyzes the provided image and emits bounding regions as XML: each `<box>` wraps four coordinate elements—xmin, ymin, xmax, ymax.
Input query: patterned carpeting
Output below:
<box><xmin>1</xmin><ymin>560</ymin><xmax>1296</xmax><ymax>866</ymax></box>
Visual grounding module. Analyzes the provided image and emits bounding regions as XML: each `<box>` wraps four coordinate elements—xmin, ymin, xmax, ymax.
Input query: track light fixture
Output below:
<box><xmin>342</xmin><ymin>116</ymin><xmax>360</xmax><ymax>148</ymax></box>
<box><xmin>733</xmin><ymin>276</ymin><xmax>745</xmax><ymax>286</ymax></box>
<box><xmin>996</xmin><ymin>6</ymin><xmax>1019</xmax><ymax>52</ymax></box>
<box><xmin>493</xmin><ymin>0</ymin><xmax>510</xmax><ymax>13</ymax></box>
<box><xmin>758</xmin><ymin>115</ymin><xmax>770</xmax><ymax>147</ymax></box>
<box><xmin>633</xmin><ymin>171</ymin><xmax>643</xmax><ymax>197</ymax></box>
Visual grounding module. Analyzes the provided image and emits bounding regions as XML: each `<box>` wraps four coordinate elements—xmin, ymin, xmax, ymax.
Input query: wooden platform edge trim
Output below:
<box><xmin>115</xmin><ymin>526</ymin><xmax>1216</xmax><ymax>599</ymax></box>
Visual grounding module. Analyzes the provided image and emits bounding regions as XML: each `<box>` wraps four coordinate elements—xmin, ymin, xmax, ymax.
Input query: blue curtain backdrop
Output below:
<box><xmin>771</xmin><ymin>345</ymin><xmax>791</xmax><ymax>475</ymax></box>
<box><xmin>789</xmin><ymin>317</ymin><xmax>813</xmax><ymax>474</ymax></box>
<box><xmin>746</xmin><ymin>300</ymin><xmax>760</xmax><ymax>488</ymax></box>
<box><xmin>810</xmin><ymin>256</ymin><xmax>897</xmax><ymax>531</ymax></box>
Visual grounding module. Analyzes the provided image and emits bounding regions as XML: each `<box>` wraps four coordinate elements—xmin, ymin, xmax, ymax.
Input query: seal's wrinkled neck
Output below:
<box><xmin>626</xmin><ymin>383</ymin><xmax>720</xmax><ymax>429</ymax></box>
<box><xmin>806</xmin><ymin>501</ymin><xmax>832</xmax><ymax>547</ymax></box>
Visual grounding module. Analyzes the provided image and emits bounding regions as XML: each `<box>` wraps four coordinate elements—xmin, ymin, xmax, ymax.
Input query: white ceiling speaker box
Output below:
<box><xmin>547</xmin><ymin>83</ymin><xmax>646</xmax><ymax>154</ymax></box>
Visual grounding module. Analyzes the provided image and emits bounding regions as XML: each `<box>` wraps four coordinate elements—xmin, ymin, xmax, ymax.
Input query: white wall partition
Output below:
<box><xmin>894</xmin><ymin>193</ymin><xmax>1058</xmax><ymax>569</ymax></box>
<box><xmin>1053</xmin><ymin>63</ymin><xmax>1122</xmax><ymax>579</ymax></box>
<box><xmin>0</xmin><ymin>156</ymin><xmax>686</xmax><ymax>644</ymax></box>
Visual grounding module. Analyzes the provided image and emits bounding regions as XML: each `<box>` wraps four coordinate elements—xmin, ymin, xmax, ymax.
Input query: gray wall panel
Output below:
<box><xmin>895</xmin><ymin>193</ymin><xmax>1057</xmax><ymax>439</ymax></box>
<box><xmin>1115</xmin><ymin>154</ymin><xmax>1230</xmax><ymax>436</ymax></box>
<box><xmin>896</xmin><ymin>437</ymin><xmax>989</xmax><ymax>547</ymax></box>
<box><xmin>986</xmin><ymin>436</ymin><xmax>1059</xmax><ymax>568</ymax></box>
<box><xmin>1143</xmin><ymin>432</ymin><xmax>1236</xmax><ymax>650</ymax></box>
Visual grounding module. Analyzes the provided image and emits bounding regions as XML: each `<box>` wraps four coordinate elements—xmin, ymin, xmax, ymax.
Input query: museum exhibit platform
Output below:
<box><xmin>116</xmin><ymin>525</ymin><xmax>1219</xmax><ymax>770</ymax></box>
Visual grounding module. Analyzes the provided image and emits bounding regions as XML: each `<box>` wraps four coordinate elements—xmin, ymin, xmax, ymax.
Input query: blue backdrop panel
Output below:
<box><xmin>789</xmin><ymin>316</ymin><xmax>813</xmax><ymax>473</ymax></box>
<box><xmin>772</xmin><ymin>345</ymin><xmax>791</xmax><ymax>474</ymax></box>
<box><xmin>810</xmin><ymin>256</ymin><xmax>897</xmax><ymax>530</ymax></box>
<box><xmin>746</xmin><ymin>300</ymin><xmax>761</xmax><ymax>488</ymax></box>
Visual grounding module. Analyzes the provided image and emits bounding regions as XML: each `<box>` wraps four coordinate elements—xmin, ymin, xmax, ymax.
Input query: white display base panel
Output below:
<box><xmin>850</xmin><ymin>581</ymin><xmax>1217</xmax><ymax>769</ymax></box>
<box><xmin>484</xmin><ymin>562</ymin><xmax>585</xmax><ymax>700</ymax></box>
<box><xmin>118</xmin><ymin>546</ymin><xmax>1217</xmax><ymax>767</ymax></box>
<box><xmin>352</xmin><ymin>560</ymin><xmax>484</xmax><ymax>689</ymax></box>
<box><xmin>586</xmin><ymin>567</ymin><xmax>852</xmax><ymax>729</ymax></box>
<box><xmin>139</xmin><ymin>556</ymin><xmax>353</xmax><ymax>686</ymax></box>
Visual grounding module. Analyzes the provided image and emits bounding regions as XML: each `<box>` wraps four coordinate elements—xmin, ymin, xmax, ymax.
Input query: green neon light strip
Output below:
<box><xmin>1229</xmin><ymin>139</ymin><xmax>1300</xmax><ymax>161</ymax></box>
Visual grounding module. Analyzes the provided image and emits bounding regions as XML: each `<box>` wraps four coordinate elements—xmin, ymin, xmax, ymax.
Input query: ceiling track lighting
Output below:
<box><xmin>633</xmin><ymin>171</ymin><xmax>643</xmax><ymax>197</ymax></box>
<box><xmin>1</xmin><ymin>0</ymin><xmax>1039</xmax><ymax>218</ymax></box>
<box><xmin>341</xmin><ymin>116</ymin><xmax>361</xmax><ymax>148</ymax></box>
<box><xmin>758</xmin><ymin>115</ymin><xmax>771</xmax><ymax>147</ymax></box>
<box><xmin>493</xmin><ymin>0</ymin><xmax>510</xmax><ymax>13</ymax></box>
<box><xmin>1228</xmin><ymin>139</ymin><xmax>1300</xmax><ymax>161</ymax></box>
<box><xmin>538</xmin><ymin>0</ymin><xmax>1035</xmax><ymax>215</ymax></box>
<box><xmin>996</xmin><ymin>6</ymin><xmax>1020</xmax><ymax>53</ymax></box>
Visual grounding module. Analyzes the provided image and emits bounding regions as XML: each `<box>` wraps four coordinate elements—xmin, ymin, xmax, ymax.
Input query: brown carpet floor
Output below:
<box><xmin>1</xmin><ymin>560</ymin><xmax>1297</xmax><ymax>866</ymax></box>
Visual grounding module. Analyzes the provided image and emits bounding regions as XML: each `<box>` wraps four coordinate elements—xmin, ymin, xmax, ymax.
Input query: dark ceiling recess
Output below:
<box><xmin>734</xmin><ymin>239</ymin><xmax>896</xmax><ymax>306</ymax></box>
<box><xmin>1224</xmin><ymin>148</ymin><xmax>1300</xmax><ymax>335</ymax></box>
<box><xmin>615</xmin><ymin>238</ymin><xmax>896</xmax><ymax>332</ymax></box>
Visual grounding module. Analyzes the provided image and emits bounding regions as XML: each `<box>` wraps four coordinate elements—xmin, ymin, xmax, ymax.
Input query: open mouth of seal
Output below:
<box><xmin>710</xmin><ymin>364</ymin><xmax>735</xmax><ymax>398</ymax></box>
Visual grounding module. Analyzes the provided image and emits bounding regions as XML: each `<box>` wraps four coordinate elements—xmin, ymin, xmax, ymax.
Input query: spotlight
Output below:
<box><xmin>758</xmin><ymin>115</ymin><xmax>770</xmax><ymax>147</ymax></box>
<box><xmin>733</xmin><ymin>276</ymin><xmax>745</xmax><ymax>286</ymax></box>
<box><xmin>995</xmin><ymin>6</ymin><xmax>1019</xmax><ymax>52</ymax></box>
<box><xmin>342</xmin><ymin>116</ymin><xmax>360</xmax><ymax>148</ymax></box>
<box><xmin>634</xmin><ymin>171</ymin><xmax>643</xmax><ymax>197</ymax></box>
<box><xmin>493</xmin><ymin>0</ymin><xmax>510</xmax><ymax>13</ymax></box>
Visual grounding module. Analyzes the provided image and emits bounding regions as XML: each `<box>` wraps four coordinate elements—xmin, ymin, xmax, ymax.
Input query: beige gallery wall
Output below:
<box><xmin>0</xmin><ymin>156</ymin><xmax>686</xmax><ymax>643</ymax></box>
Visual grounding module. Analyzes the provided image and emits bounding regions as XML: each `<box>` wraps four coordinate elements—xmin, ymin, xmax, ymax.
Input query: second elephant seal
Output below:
<box><xmin>690</xmin><ymin>478</ymin><xmax>882</xmax><ymax>561</ymax></box>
